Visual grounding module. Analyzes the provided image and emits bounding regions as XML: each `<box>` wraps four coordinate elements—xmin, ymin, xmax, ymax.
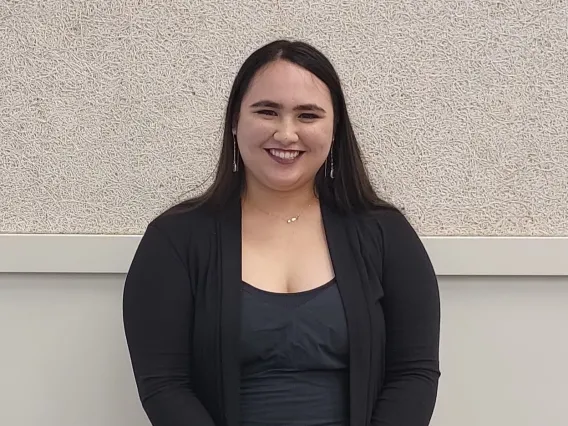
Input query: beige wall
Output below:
<box><xmin>1</xmin><ymin>273</ymin><xmax>567</xmax><ymax>426</ymax></box>
<box><xmin>1</xmin><ymin>0</ymin><xmax>567</xmax><ymax>236</ymax></box>
<box><xmin>2</xmin><ymin>2</ymin><xmax>567</xmax><ymax>425</ymax></box>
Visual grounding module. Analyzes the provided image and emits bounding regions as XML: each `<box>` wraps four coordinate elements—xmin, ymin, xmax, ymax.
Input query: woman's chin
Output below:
<box><xmin>261</xmin><ymin>172</ymin><xmax>307</xmax><ymax>192</ymax></box>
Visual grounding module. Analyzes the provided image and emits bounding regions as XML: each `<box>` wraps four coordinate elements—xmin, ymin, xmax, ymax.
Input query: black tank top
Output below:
<box><xmin>240</xmin><ymin>279</ymin><xmax>349</xmax><ymax>425</ymax></box>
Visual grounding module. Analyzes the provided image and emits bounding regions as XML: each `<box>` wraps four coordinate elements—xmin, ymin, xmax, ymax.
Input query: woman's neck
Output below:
<box><xmin>243</xmin><ymin>179</ymin><xmax>317</xmax><ymax>215</ymax></box>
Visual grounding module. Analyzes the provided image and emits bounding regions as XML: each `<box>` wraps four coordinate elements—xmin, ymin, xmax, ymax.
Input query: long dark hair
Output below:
<box><xmin>164</xmin><ymin>39</ymin><xmax>396</xmax><ymax>216</ymax></box>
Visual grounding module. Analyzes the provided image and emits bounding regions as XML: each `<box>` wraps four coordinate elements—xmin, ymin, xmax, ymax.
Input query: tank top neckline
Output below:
<box><xmin>242</xmin><ymin>277</ymin><xmax>336</xmax><ymax>297</ymax></box>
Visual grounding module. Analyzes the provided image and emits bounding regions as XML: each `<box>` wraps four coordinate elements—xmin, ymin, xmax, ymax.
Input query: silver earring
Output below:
<box><xmin>232</xmin><ymin>133</ymin><xmax>238</xmax><ymax>172</ymax></box>
<box><xmin>328</xmin><ymin>139</ymin><xmax>335</xmax><ymax>179</ymax></box>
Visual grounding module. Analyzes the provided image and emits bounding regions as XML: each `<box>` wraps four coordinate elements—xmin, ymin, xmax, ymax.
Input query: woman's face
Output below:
<box><xmin>234</xmin><ymin>60</ymin><xmax>334</xmax><ymax>192</ymax></box>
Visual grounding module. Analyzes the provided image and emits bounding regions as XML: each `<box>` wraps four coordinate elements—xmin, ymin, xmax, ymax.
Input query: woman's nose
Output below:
<box><xmin>273</xmin><ymin>122</ymin><xmax>299</xmax><ymax>144</ymax></box>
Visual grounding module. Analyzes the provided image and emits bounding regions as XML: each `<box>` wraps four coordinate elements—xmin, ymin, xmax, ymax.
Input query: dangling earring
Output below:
<box><xmin>328</xmin><ymin>139</ymin><xmax>335</xmax><ymax>179</ymax></box>
<box><xmin>232</xmin><ymin>132</ymin><xmax>238</xmax><ymax>172</ymax></box>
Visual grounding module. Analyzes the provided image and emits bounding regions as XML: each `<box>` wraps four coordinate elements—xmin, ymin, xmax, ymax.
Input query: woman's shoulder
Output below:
<box><xmin>365</xmin><ymin>206</ymin><xmax>412</xmax><ymax>231</ymax></box>
<box><xmin>146</xmin><ymin>199</ymin><xmax>218</xmax><ymax>246</ymax></box>
<box><xmin>349</xmin><ymin>204</ymin><xmax>409</xmax><ymax>229</ymax></box>
<box><xmin>352</xmin><ymin>205</ymin><xmax>422</xmax><ymax>250</ymax></box>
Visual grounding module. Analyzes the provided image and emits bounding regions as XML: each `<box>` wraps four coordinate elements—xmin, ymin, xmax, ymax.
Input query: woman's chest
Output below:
<box><xmin>241</xmin><ymin>221</ymin><xmax>335</xmax><ymax>293</ymax></box>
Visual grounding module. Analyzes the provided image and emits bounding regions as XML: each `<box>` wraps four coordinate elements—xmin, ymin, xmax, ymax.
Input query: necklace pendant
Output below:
<box><xmin>287</xmin><ymin>216</ymin><xmax>298</xmax><ymax>223</ymax></box>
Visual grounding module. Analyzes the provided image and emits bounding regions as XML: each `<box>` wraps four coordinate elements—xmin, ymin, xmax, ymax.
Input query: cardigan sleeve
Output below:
<box><xmin>122</xmin><ymin>223</ymin><xmax>217</xmax><ymax>426</ymax></box>
<box><xmin>371</xmin><ymin>210</ymin><xmax>441</xmax><ymax>426</ymax></box>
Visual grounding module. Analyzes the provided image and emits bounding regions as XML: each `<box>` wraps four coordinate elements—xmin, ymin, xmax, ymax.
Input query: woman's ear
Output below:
<box><xmin>232</xmin><ymin>113</ymin><xmax>239</xmax><ymax>135</ymax></box>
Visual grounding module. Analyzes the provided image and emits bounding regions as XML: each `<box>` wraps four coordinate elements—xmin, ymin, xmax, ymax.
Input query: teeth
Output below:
<box><xmin>269</xmin><ymin>149</ymin><xmax>300</xmax><ymax>160</ymax></box>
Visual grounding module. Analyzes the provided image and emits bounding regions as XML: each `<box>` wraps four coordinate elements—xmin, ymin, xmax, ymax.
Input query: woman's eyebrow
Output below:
<box><xmin>249</xmin><ymin>100</ymin><xmax>326</xmax><ymax>113</ymax></box>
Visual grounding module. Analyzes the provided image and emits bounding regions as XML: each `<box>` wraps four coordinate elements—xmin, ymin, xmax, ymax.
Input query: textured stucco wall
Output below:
<box><xmin>1</xmin><ymin>0</ymin><xmax>567</xmax><ymax>235</ymax></box>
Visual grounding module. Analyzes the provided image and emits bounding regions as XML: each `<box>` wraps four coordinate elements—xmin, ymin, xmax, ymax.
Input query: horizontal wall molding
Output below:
<box><xmin>0</xmin><ymin>234</ymin><xmax>566</xmax><ymax>276</ymax></box>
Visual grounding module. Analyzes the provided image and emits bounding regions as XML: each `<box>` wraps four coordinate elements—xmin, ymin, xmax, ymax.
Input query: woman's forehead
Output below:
<box><xmin>244</xmin><ymin>60</ymin><xmax>331</xmax><ymax>104</ymax></box>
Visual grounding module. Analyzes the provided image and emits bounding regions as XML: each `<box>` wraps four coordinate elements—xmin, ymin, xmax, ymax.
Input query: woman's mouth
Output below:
<box><xmin>266</xmin><ymin>148</ymin><xmax>304</xmax><ymax>164</ymax></box>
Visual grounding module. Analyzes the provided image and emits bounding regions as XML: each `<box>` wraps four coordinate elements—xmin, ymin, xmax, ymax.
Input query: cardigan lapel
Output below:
<box><xmin>218</xmin><ymin>197</ymin><xmax>242</xmax><ymax>426</ymax></box>
<box><xmin>216</xmin><ymin>199</ymin><xmax>371</xmax><ymax>426</ymax></box>
<box><xmin>322</xmin><ymin>204</ymin><xmax>371</xmax><ymax>426</ymax></box>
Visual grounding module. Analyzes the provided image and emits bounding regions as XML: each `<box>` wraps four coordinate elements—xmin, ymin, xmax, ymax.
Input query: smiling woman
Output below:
<box><xmin>235</xmin><ymin>59</ymin><xmax>334</xmax><ymax>190</ymax></box>
<box><xmin>123</xmin><ymin>40</ymin><xmax>441</xmax><ymax>426</ymax></box>
<box><xmin>246</xmin><ymin>99</ymin><xmax>324</xmax><ymax>164</ymax></box>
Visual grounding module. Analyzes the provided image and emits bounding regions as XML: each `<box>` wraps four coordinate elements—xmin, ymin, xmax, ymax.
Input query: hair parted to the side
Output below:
<box><xmin>162</xmin><ymin>39</ymin><xmax>397</xmax><ymax>216</ymax></box>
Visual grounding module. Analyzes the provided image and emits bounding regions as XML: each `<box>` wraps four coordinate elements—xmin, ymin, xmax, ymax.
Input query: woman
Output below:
<box><xmin>123</xmin><ymin>40</ymin><xmax>440</xmax><ymax>426</ymax></box>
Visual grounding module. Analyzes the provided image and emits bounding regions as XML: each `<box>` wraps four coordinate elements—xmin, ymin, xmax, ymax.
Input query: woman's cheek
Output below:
<box><xmin>240</xmin><ymin>118</ymin><xmax>275</xmax><ymax>142</ymax></box>
<box><xmin>302</xmin><ymin>126</ymin><xmax>332</xmax><ymax>153</ymax></box>
<box><xmin>257</xmin><ymin>120</ymin><xmax>277</xmax><ymax>137</ymax></box>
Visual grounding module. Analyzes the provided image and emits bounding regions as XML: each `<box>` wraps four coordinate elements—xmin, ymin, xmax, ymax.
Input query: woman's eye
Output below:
<box><xmin>254</xmin><ymin>110</ymin><xmax>319</xmax><ymax>120</ymax></box>
<box><xmin>299</xmin><ymin>113</ymin><xmax>319</xmax><ymax>119</ymax></box>
<box><xmin>256</xmin><ymin>110</ymin><xmax>277</xmax><ymax>116</ymax></box>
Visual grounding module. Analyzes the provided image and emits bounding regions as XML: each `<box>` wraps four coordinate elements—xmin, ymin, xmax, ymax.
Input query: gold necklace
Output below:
<box><xmin>246</xmin><ymin>198</ymin><xmax>314</xmax><ymax>224</ymax></box>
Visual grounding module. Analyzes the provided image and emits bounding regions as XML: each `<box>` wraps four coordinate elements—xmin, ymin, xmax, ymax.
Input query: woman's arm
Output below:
<box><xmin>371</xmin><ymin>211</ymin><xmax>441</xmax><ymax>426</ymax></box>
<box><xmin>123</xmin><ymin>223</ymin><xmax>216</xmax><ymax>426</ymax></box>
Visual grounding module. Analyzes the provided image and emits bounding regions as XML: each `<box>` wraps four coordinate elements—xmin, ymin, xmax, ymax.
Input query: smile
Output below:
<box><xmin>265</xmin><ymin>148</ymin><xmax>305</xmax><ymax>165</ymax></box>
<box><xmin>268</xmin><ymin>148</ymin><xmax>302</xmax><ymax>160</ymax></box>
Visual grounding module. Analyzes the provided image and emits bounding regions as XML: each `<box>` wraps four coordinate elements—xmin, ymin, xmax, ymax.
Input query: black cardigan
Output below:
<box><xmin>123</xmin><ymin>197</ymin><xmax>441</xmax><ymax>426</ymax></box>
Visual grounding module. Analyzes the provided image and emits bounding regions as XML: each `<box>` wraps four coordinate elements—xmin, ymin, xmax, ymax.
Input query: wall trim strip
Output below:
<box><xmin>0</xmin><ymin>234</ymin><xmax>566</xmax><ymax>276</ymax></box>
